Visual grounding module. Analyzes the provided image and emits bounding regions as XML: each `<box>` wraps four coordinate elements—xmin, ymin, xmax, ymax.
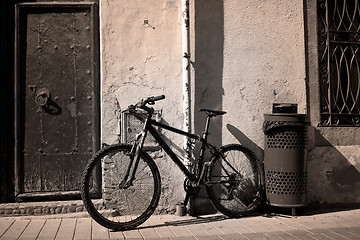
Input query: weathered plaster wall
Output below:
<box><xmin>100</xmin><ymin>0</ymin><xmax>185</xmax><ymax>212</ymax></box>
<box><xmin>307</xmin><ymin>144</ymin><xmax>360</xmax><ymax>203</ymax></box>
<box><xmin>220</xmin><ymin>0</ymin><xmax>307</xmax><ymax>156</ymax></box>
<box><xmin>191</xmin><ymin>0</ymin><xmax>307</xmax><ymax>213</ymax></box>
<box><xmin>192</xmin><ymin>0</ymin><xmax>307</xmax><ymax>161</ymax></box>
<box><xmin>100</xmin><ymin>0</ymin><xmax>359</xmax><ymax>213</ymax></box>
<box><xmin>101</xmin><ymin>0</ymin><xmax>307</xmax><ymax>212</ymax></box>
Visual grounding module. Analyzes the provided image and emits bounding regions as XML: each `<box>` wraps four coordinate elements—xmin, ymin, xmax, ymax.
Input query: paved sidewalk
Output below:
<box><xmin>0</xmin><ymin>208</ymin><xmax>360</xmax><ymax>239</ymax></box>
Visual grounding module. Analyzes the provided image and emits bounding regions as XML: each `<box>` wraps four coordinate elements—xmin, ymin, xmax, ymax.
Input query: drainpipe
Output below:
<box><xmin>181</xmin><ymin>0</ymin><xmax>193</xmax><ymax>214</ymax></box>
<box><xmin>181</xmin><ymin>0</ymin><xmax>191</xmax><ymax>169</ymax></box>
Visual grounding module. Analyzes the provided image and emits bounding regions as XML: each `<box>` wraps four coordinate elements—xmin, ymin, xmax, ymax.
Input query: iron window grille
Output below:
<box><xmin>318</xmin><ymin>0</ymin><xmax>360</xmax><ymax>126</ymax></box>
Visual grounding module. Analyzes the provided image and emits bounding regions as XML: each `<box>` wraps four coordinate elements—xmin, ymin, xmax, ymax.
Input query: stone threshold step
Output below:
<box><xmin>0</xmin><ymin>200</ymin><xmax>86</xmax><ymax>216</ymax></box>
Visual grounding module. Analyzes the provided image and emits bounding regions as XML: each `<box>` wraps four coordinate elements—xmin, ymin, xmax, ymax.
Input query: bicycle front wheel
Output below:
<box><xmin>81</xmin><ymin>144</ymin><xmax>161</xmax><ymax>230</ymax></box>
<box><xmin>206</xmin><ymin>144</ymin><xmax>263</xmax><ymax>217</ymax></box>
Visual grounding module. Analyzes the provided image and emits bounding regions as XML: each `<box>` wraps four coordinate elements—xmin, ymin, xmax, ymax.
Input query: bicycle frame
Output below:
<box><xmin>123</xmin><ymin>111</ymin><xmax>218</xmax><ymax>188</ymax></box>
<box><xmin>148</xmin><ymin>118</ymin><xmax>199</xmax><ymax>182</ymax></box>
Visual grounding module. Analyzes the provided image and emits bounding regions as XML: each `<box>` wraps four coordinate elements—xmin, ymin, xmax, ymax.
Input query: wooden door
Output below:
<box><xmin>15</xmin><ymin>3</ymin><xmax>99</xmax><ymax>199</ymax></box>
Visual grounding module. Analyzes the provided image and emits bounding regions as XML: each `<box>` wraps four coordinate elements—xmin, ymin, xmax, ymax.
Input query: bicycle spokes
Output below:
<box><xmin>82</xmin><ymin>145</ymin><xmax>161</xmax><ymax>230</ymax></box>
<box><xmin>206</xmin><ymin>144</ymin><xmax>263</xmax><ymax>217</ymax></box>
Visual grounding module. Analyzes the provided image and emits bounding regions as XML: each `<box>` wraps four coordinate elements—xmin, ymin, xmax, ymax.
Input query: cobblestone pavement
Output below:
<box><xmin>0</xmin><ymin>208</ymin><xmax>360</xmax><ymax>239</ymax></box>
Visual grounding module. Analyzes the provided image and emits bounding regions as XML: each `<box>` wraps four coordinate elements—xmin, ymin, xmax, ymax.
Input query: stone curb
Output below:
<box><xmin>0</xmin><ymin>200</ymin><xmax>85</xmax><ymax>217</ymax></box>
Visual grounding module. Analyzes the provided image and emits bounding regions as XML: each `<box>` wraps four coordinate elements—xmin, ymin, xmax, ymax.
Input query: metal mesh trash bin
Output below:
<box><xmin>263</xmin><ymin>107</ymin><xmax>307</xmax><ymax>209</ymax></box>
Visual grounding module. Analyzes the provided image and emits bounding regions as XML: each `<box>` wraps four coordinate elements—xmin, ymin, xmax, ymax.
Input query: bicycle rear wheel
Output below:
<box><xmin>206</xmin><ymin>144</ymin><xmax>263</xmax><ymax>217</ymax></box>
<box><xmin>81</xmin><ymin>144</ymin><xmax>161</xmax><ymax>230</ymax></box>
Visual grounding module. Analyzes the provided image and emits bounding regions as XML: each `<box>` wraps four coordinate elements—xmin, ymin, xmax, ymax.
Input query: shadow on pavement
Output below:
<box><xmin>261</xmin><ymin>203</ymin><xmax>360</xmax><ymax>217</ymax></box>
<box><xmin>129</xmin><ymin>213</ymin><xmax>263</xmax><ymax>232</ymax></box>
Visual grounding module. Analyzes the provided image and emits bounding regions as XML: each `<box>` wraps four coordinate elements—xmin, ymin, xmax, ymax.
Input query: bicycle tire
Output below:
<box><xmin>206</xmin><ymin>144</ymin><xmax>263</xmax><ymax>217</ymax></box>
<box><xmin>81</xmin><ymin>144</ymin><xmax>161</xmax><ymax>230</ymax></box>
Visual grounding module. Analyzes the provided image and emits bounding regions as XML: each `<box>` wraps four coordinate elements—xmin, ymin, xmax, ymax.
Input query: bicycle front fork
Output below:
<box><xmin>118</xmin><ymin>137</ymin><xmax>142</xmax><ymax>189</ymax></box>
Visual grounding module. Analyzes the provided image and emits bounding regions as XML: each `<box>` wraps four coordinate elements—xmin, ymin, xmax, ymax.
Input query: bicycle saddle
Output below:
<box><xmin>199</xmin><ymin>109</ymin><xmax>227</xmax><ymax>117</ymax></box>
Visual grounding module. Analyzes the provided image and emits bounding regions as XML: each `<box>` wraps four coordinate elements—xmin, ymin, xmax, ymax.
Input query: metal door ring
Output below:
<box><xmin>35</xmin><ymin>88</ymin><xmax>51</xmax><ymax>107</ymax></box>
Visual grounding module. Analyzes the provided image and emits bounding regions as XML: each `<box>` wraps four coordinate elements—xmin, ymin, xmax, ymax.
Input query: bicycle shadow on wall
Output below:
<box><xmin>226</xmin><ymin>124</ymin><xmax>264</xmax><ymax>163</ymax></box>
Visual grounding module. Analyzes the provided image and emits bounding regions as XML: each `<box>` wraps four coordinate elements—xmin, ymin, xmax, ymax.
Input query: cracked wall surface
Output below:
<box><xmin>101</xmin><ymin>0</ymin><xmax>184</xmax><ymax>212</ymax></box>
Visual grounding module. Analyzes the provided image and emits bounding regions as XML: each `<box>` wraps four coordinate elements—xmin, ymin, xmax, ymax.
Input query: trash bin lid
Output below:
<box><xmin>273</xmin><ymin>103</ymin><xmax>298</xmax><ymax>114</ymax></box>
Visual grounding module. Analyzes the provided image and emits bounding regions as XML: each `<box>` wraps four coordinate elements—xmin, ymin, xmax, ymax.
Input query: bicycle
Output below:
<box><xmin>81</xmin><ymin>95</ymin><xmax>264</xmax><ymax>230</ymax></box>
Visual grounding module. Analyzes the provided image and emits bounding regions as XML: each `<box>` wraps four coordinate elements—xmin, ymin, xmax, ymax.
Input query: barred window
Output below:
<box><xmin>318</xmin><ymin>0</ymin><xmax>360</xmax><ymax>126</ymax></box>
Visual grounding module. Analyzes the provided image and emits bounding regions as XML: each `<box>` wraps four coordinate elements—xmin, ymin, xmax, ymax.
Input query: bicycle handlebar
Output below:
<box><xmin>142</xmin><ymin>95</ymin><xmax>166</xmax><ymax>105</ymax></box>
<box><xmin>127</xmin><ymin>95</ymin><xmax>166</xmax><ymax>115</ymax></box>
